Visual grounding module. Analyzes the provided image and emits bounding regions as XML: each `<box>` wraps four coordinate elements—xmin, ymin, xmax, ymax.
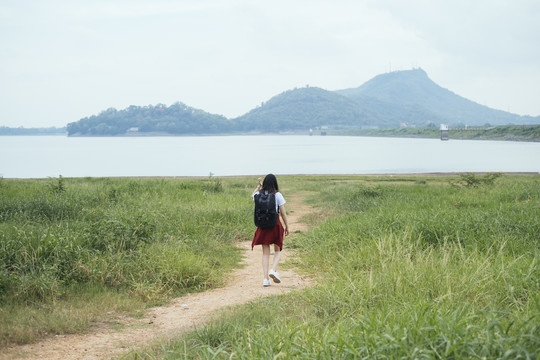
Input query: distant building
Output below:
<box><xmin>440</xmin><ymin>124</ymin><xmax>449</xmax><ymax>140</ymax></box>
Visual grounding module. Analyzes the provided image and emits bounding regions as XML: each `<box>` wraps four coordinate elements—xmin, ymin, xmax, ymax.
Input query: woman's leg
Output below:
<box><xmin>262</xmin><ymin>245</ymin><xmax>270</xmax><ymax>279</ymax></box>
<box><xmin>271</xmin><ymin>244</ymin><xmax>282</xmax><ymax>272</ymax></box>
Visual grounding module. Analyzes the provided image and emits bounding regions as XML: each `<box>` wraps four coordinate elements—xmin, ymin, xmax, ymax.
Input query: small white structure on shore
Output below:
<box><xmin>440</xmin><ymin>124</ymin><xmax>449</xmax><ymax>140</ymax></box>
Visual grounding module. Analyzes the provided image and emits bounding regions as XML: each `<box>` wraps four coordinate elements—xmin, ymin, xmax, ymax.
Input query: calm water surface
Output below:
<box><xmin>1</xmin><ymin>135</ymin><xmax>539</xmax><ymax>178</ymax></box>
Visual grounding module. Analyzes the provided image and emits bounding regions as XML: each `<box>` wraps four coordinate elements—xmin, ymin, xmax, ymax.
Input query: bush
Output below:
<box><xmin>455</xmin><ymin>172</ymin><xmax>502</xmax><ymax>187</ymax></box>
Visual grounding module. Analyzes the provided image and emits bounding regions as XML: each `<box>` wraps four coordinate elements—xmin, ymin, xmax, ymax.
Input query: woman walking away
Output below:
<box><xmin>251</xmin><ymin>174</ymin><xmax>289</xmax><ymax>287</ymax></box>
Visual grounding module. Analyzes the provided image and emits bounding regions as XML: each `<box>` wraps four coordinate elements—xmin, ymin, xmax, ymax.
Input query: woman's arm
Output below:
<box><xmin>279</xmin><ymin>205</ymin><xmax>289</xmax><ymax>236</ymax></box>
<box><xmin>251</xmin><ymin>177</ymin><xmax>263</xmax><ymax>198</ymax></box>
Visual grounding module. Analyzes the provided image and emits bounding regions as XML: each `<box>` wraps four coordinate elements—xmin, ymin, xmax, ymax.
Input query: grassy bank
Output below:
<box><xmin>0</xmin><ymin>176</ymin><xmax>255</xmax><ymax>346</ymax></box>
<box><xmin>329</xmin><ymin>124</ymin><xmax>540</xmax><ymax>141</ymax></box>
<box><xmin>129</xmin><ymin>174</ymin><xmax>540</xmax><ymax>359</ymax></box>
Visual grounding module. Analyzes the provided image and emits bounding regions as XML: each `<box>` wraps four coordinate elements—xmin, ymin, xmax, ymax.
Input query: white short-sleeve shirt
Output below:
<box><xmin>254</xmin><ymin>191</ymin><xmax>286</xmax><ymax>212</ymax></box>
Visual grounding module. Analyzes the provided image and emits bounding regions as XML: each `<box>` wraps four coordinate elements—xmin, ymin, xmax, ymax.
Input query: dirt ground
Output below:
<box><xmin>2</xmin><ymin>192</ymin><xmax>314</xmax><ymax>360</ymax></box>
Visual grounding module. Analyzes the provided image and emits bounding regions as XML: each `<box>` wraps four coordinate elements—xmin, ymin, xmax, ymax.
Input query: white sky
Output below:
<box><xmin>1</xmin><ymin>0</ymin><xmax>539</xmax><ymax>128</ymax></box>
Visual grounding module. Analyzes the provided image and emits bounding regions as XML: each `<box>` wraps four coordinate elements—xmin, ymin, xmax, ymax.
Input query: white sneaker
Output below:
<box><xmin>263</xmin><ymin>278</ymin><xmax>271</xmax><ymax>287</ymax></box>
<box><xmin>269</xmin><ymin>269</ymin><xmax>281</xmax><ymax>283</ymax></box>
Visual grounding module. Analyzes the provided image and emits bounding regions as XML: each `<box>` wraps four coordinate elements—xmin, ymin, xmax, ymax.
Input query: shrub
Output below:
<box><xmin>455</xmin><ymin>172</ymin><xmax>502</xmax><ymax>187</ymax></box>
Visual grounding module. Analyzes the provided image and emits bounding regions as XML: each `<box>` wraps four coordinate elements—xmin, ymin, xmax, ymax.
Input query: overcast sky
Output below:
<box><xmin>1</xmin><ymin>0</ymin><xmax>539</xmax><ymax>128</ymax></box>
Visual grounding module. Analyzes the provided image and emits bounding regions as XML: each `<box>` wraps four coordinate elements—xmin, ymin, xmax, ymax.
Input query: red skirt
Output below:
<box><xmin>251</xmin><ymin>218</ymin><xmax>284</xmax><ymax>251</ymax></box>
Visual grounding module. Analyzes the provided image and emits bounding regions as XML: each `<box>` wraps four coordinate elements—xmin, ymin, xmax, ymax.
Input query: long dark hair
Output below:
<box><xmin>261</xmin><ymin>174</ymin><xmax>279</xmax><ymax>194</ymax></box>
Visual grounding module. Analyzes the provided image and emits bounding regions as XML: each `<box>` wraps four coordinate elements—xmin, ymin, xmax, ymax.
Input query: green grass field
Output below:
<box><xmin>1</xmin><ymin>174</ymin><xmax>539</xmax><ymax>358</ymax></box>
<box><xmin>0</xmin><ymin>176</ymin><xmax>255</xmax><ymax>345</ymax></box>
<box><xmin>129</xmin><ymin>174</ymin><xmax>539</xmax><ymax>359</ymax></box>
<box><xmin>328</xmin><ymin>124</ymin><xmax>540</xmax><ymax>141</ymax></box>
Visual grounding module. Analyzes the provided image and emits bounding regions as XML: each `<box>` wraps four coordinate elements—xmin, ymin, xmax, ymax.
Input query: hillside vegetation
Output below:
<box><xmin>65</xmin><ymin>69</ymin><xmax>539</xmax><ymax>136</ymax></box>
<box><xmin>337</xmin><ymin>69</ymin><xmax>532</xmax><ymax>126</ymax></box>
<box><xmin>233</xmin><ymin>87</ymin><xmax>374</xmax><ymax>131</ymax></box>
<box><xmin>66</xmin><ymin>103</ymin><xmax>230</xmax><ymax>136</ymax></box>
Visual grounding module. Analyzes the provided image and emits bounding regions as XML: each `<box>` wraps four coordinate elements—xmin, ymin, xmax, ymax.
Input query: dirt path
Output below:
<box><xmin>2</xmin><ymin>192</ymin><xmax>314</xmax><ymax>360</ymax></box>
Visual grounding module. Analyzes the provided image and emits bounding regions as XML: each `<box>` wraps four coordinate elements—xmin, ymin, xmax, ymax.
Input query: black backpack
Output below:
<box><xmin>254</xmin><ymin>192</ymin><xmax>278</xmax><ymax>229</ymax></box>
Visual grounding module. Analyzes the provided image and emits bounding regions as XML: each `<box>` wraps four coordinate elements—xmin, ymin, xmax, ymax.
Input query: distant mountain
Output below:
<box><xmin>233</xmin><ymin>68</ymin><xmax>538</xmax><ymax>130</ymax></box>
<box><xmin>232</xmin><ymin>85</ymin><xmax>448</xmax><ymax>130</ymax></box>
<box><xmin>336</xmin><ymin>68</ymin><xmax>536</xmax><ymax>126</ymax></box>
<box><xmin>66</xmin><ymin>69</ymin><xmax>539</xmax><ymax>136</ymax></box>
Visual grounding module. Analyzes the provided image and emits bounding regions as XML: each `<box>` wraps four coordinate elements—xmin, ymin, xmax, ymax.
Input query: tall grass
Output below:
<box><xmin>0</xmin><ymin>176</ymin><xmax>254</xmax><ymax>346</ymax></box>
<box><xmin>131</xmin><ymin>174</ymin><xmax>540</xmax><ymax>359</ymax></box>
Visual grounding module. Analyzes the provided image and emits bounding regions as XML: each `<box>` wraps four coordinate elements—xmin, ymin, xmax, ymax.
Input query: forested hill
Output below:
<box><xmin>66</xmin><ymin>103</ymin><xmax>230</xmax><ymax>136</ymax></box>
<box><xmin>234</xmin><ymin>87</ymin><xmax>380</xmax><ymax>131</ymax></box>
<box><xmin>66</xmin><ymin>69</ymin><xmax>540</xmax><ymax>136</ymax></box>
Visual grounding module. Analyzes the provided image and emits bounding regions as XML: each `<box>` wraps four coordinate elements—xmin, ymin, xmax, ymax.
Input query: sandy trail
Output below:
<box><xmin>2</xmin><ymin>192</ymin><xmax>314</xmax><ymax>360</ymax></box>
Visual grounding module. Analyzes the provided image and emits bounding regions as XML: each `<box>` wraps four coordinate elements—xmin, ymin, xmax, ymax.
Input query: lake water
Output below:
<box><xmin>1</xmin><ymin>135</ymin><xmax>539</xmax><ymax>178</ymax></box>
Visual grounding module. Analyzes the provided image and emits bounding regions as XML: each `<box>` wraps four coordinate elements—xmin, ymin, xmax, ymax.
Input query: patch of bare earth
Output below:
<box><xmin>2</xmin><ymin>192</ymin><xmax>314</xmax><ymax>360</ymax></box>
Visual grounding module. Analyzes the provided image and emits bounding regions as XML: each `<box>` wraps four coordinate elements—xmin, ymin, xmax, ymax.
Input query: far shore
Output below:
<box><xmin>4</xmin><ymin>125</ymin><xmax>540</xmax><ymax>142</ymax></box>
<box><xmin>3</xmin><ymin>172</ymin><xmax>539</xmax><ymax>180</ymax></box>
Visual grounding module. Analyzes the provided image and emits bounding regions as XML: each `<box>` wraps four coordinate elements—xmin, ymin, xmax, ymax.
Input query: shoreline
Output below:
<box><xmin>2</xmin><ymin>131</ymin><xmax>539</xmax><ymax>142</ymax></box>
<box><xmin>330</xmin><ymin>133</ymin><xmax>540</xmax><ymax>143</ymax></box>
<box><xmin>3</xmin><ymin>172</ymin><xmax>539</xmax><ymax>180</ymax></box>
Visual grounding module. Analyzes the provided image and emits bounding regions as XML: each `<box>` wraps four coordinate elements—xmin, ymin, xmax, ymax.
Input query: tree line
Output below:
<box><xmin>66</xmin><ymin>103</ymin><xmax>234</xmax><ymax>136</ymax></box>
<box><xmin>0</xmin><ymin>126</ymin><xmax>66</xmax><ymax>135</ymax></box>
